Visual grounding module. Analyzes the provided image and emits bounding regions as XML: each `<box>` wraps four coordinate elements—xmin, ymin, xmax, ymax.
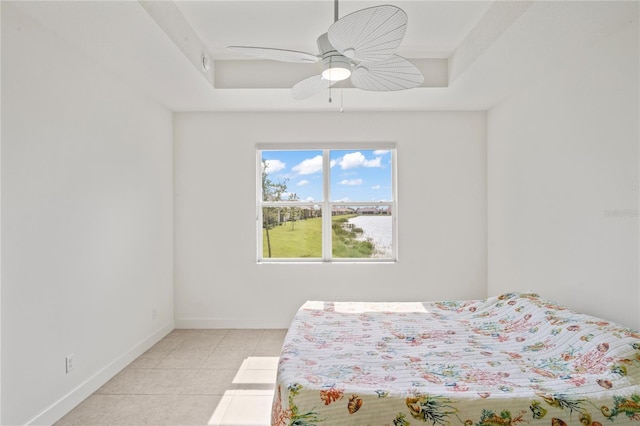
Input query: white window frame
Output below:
<box><xmin>256</xmin><ymin>142</ymin><xmax>397</xmax><ymax>263</ymax></box>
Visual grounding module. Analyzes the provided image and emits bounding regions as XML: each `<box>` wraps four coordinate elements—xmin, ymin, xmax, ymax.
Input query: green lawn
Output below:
<box><xmin>262</xmin><ymin>215</ymin><xmax>373</xmax><ymax>258</ymax></box>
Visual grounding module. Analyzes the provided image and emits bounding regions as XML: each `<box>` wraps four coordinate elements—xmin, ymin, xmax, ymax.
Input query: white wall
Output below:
<box><xmin>1</xmin><ymin>4</ymin><xmax>174</xmax><ymax>425</ymax></box>
<box><xmin>174</xmin><ymin>111</ymin><xmax>487</xmax><ymax>328</ymax></box>
<box><xmin>487</xmin><ymin>17</ymin><xmax>639</xmax><ymax>328</ymax></box>
<box><xmin>0</xmin><ymin>2</ymin><xmax>3</xmax><ymax>422</ymax></box>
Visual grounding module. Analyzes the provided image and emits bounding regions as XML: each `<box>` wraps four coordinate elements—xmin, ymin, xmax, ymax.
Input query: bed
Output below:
<box><xmin>271</xmin><ymin>292</ymin><xmax>640</xmax><ymax>425</ymax></box>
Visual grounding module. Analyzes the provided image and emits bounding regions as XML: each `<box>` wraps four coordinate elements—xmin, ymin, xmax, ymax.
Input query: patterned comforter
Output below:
<box><xmin>271</xmin><ymin>292</ymin><xmax>640</xmax><ymax>425</ymax></box>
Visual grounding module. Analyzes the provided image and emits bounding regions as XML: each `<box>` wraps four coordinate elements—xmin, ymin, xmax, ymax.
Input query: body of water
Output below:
<box><xmin>347</xmin><ymin>215</ymin><xmax>393</xmax><ymax>258</ymax></box>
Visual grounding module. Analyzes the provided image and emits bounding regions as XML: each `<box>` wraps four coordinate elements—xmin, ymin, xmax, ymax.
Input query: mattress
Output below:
<box><xmin>271</xmin><ymin>292</ymin><xmax>640</xmax><ymax>425</ymax></box>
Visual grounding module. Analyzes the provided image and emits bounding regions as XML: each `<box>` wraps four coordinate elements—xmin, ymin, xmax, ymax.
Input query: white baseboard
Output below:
<box><xmin>175</xmin><ymin>317</ymin><xmax>290</xmax><ymax>329</ymax></box>
<box><xmin>27</xmin><ymin>320</ymin><xmax>175</xmax><ymax>426</ymax></box>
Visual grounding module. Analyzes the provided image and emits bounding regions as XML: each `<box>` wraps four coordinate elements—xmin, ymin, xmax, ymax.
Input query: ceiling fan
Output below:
<box><xmin>228</xmin><ymin>0</ymin><xmax>424</xmax><ymax>100</ymax></box>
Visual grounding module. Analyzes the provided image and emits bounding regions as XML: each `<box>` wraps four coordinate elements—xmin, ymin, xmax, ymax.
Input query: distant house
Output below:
<box><xmin>332</xmin><ymin>207</ymin><xmax>356</xmax><ymax>216</ymax></box>
<box><xmin>357</xmin><ymin>207</ymin><xmax>380</xmax><ymax>215</ymax></box>
<box><xmin>300</xmin><ymin>206</ymin><xmax>320</xmax><ymax>219</ymax></box>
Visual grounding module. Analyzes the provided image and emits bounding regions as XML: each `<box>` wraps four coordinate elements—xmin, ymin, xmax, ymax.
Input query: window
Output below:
<box><xmin>257</xmin><ymin>143</ymin><xmax>397</xmax><ymax>262</ymax></box>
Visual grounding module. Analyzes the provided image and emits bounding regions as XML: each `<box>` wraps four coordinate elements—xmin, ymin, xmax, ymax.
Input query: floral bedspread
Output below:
<box><xmin>272</xmin><ymin>292</ymin><xmax>640</xmax><ymax>425</ymax></box>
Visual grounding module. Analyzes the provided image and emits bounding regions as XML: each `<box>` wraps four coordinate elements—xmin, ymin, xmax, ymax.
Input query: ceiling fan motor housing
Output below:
<box><xmin>317</xmin><ymin>33</ymin><xmax>351</xmax><ymax>81</ymax></box>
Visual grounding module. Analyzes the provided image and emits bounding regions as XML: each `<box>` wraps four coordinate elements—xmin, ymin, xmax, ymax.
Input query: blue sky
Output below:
<box><xmin>262</xmin><ymin>149</ymin><xmax>392</xmax><ymax>203</ymax></box>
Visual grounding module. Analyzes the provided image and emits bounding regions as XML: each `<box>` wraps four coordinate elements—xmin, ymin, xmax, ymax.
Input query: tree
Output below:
<box><xmin>287</xmin><ymin>192</ymin><xmax>300</xmax><ymax>230</ymax></box>
<box><xmin>261</xmin><ymin>160</ymin><xmax>288</xmax><ymax>257</ymax></box>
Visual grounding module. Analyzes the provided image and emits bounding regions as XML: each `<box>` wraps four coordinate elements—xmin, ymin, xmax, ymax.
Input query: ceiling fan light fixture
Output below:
<box><xmin>321</xmin><ymin>55</ymin><xmax>351</xmax><ymax>81</ymax></box>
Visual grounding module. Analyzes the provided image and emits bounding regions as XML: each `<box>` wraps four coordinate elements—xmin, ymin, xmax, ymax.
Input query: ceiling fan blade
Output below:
<box><xmin>292</xmin><ymin>75</ymin><xmax>336</xmax><ymax>100</ymax></box>
<box><xmin>328</xmin><ymin>5</ymin><xmax>407</xmax><ymax>63</ymax></box>
<box><xmin>351</xmin><ymin>55</ymin><xmax>424</xmax><ymax>91</ymax></box>
<box><xmin>227</xmin><ymin>46</ymin><xmax>319</xmax><ymax>63</ymax></box>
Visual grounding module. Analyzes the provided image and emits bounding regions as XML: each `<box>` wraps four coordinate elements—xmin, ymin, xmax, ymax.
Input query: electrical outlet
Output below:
<box><xmin>65</xmin><ymin>354</ymin><xmax>75</xmax><ymax>374</ymax></box>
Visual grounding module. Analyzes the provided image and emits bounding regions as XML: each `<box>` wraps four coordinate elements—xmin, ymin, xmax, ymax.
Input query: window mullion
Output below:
<box><xmin>322</xmin><ymin>149</ymin><xmax>331</xmax><ymax>261</ymax></box>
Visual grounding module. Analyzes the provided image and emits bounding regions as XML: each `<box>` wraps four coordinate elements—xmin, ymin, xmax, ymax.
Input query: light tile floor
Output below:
<box><xmin>55</xmin><ymin>329</ymin><xmax>287</xmax><ymax>426</ymax></box>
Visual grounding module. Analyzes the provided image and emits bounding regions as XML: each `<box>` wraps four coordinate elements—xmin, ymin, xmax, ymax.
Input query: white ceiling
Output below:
<box><xmin>175</xmin><ymin>1</ymin><xmax>494</xmax><ymax>60</ymax></box>
<box><xmin>10</xmin><ymin>1</ymin><xmax>639</xmax><ymax>112</ymax></box>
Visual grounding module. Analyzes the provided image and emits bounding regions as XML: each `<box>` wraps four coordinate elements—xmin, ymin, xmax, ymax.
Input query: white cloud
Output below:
<box><xmin>297</xmin><ymin>179</ymin><xmax>310</xmax><ymax>186</ymax></box>
<box><xmin>373</xmin><ymin>150</ymin><xmax>389</xmax><ymax>156</ymax></box>
<box><xmin>292</xmin><ymin>155</ymin><xmax>323</xmax><ymax>175</ymax></box>
<box><xmin>264</xmin><ymin>159</ymin><xmax>286</xmax><ymax>174</ymax></box>
<box><xmin>336</xmin><ymin>152</ymin><xmax>381</xmax><ymax>169</ymax></box>
<box><xmin>371</xmin><ymin>185</ymin><xmax>381</xmax><ymax>190</ymax></box>
<box><xmin>305</xmin><ymin>196</ymin><xmax>314</xmax><ymax>202</ymax></box>
<box><xmin>340</xmin><ymin>179</ymin><xmax>363</xmax><ymax>186</ymax></box>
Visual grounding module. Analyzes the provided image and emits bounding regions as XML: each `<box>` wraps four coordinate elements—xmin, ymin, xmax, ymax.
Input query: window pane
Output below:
<box><xmin>261</xmin><ymin>150</ymin><xmax>323</xmax><ymax>203</ymax></box>
<box><xmin>331</xmin><ymin>206</ymin><xmax>393</xmax><ymax>259</ymax></box>
<box><xmin>330</xmin><ymin>150</ymin><xmax>392</xmax><ymax>202</ymax></box>
<box><xmin>262</xmin><ymin>207</ymin><xmax>322</xmax><ymax>258</ymax></box>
